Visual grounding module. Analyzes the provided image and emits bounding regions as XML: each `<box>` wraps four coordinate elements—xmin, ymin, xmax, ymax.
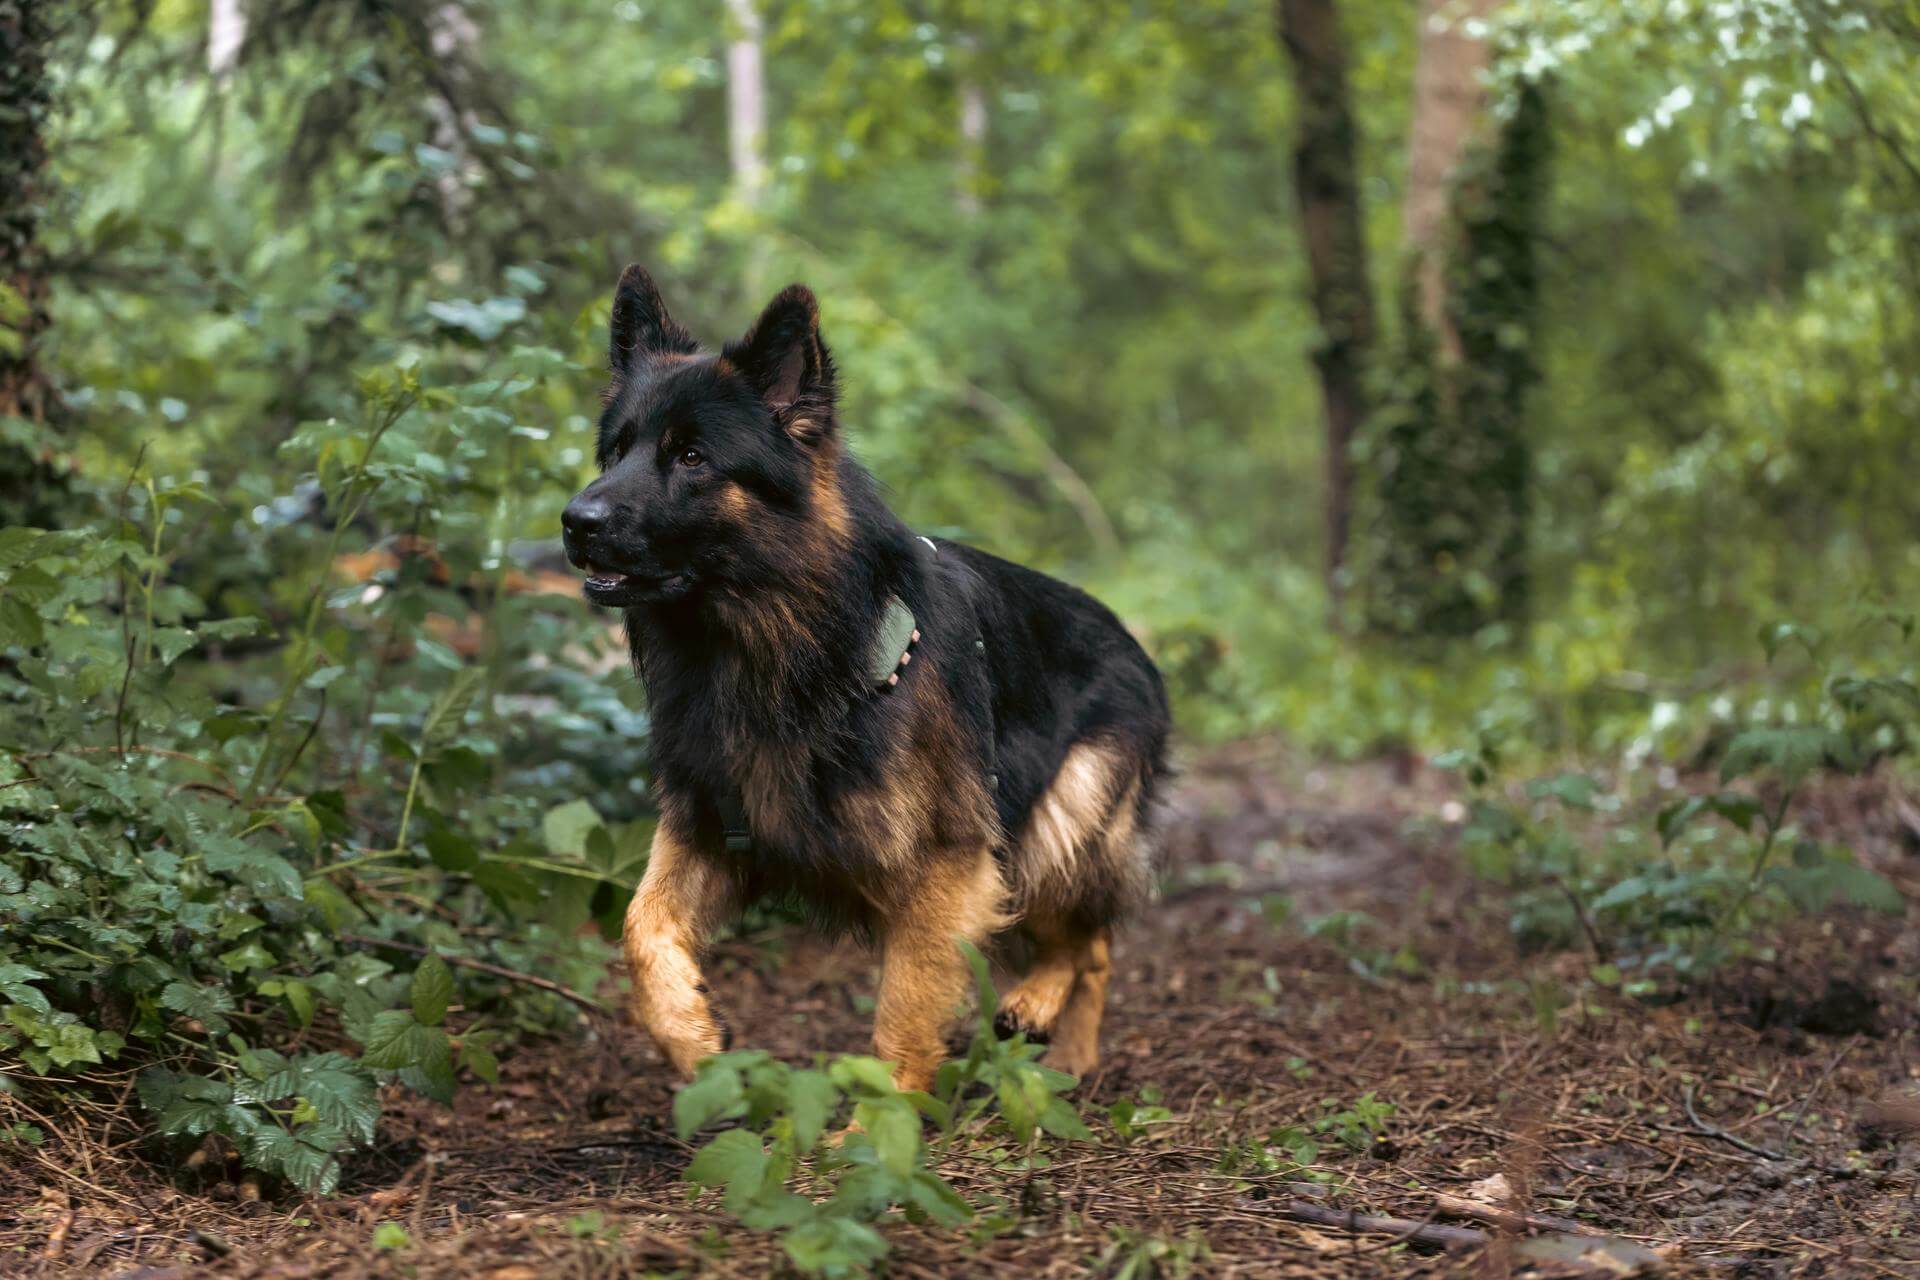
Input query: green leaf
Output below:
<box><xmin>1828</xmin><ymin>864</ymin><xmax>1905</xmax><ymax>913</ymax></box>
<box><xmin>1657</xmin><ymin>792</ymin><xmax>1763</xmax><ymax>847</ymax></box>
<box><xmin>686</xmin><ymin>1128</ymin><xmax>770</xmax><ymax>1212</ymax></box>
<box><xmin>360</xmin><ymin>1012</ymin><xmax>454</xmax><ymax>1099</ymax></box>
<box><xmin>785</xmin><ymin>1068</ymin><xmax>840</xmax><ymax>1150</ymax></box>
<box><xmin>1759</xmin><ymin>621</ymin><xmax>1822</xmax><ymax>662</ymax></box>
<box><xmin>202</xmin><ymin>836</ymin><xmax>304</xmax><ymax>902</ymax></box>
<box><xmin>371</xmin><ymin>1222</ymin><xmax>412</xmax><ymax>1251</ymax></box>
<box><xmin>542</xmin><ymin>799</ymin><xmax>604</xmax><ymax>860</ymax></box>
<box><xmin>996</xmin><ymin>1073</ymin><xmax>1036</xmax><ymax>1144</ymax></box>
<box><xmin>1038</xmin><ymin>1096</ymin><xmax>1094</xmax><ymax>1140</ymax></box>
<box><xmin>160</xmin><ymin>981</ymin><xmax>237</xmax><ymax>1034</ymax></box>
<box><xmin>296</xmin><ymin>1052</ymin><xmax>381</xmax><ymax>1144</ymax></box>
<box><xmin>827</xmin><ymin>1055</ymin><xmax>900</xmax><ymax>1098</ymax></box>
<box><xmin>462</xmin><ymin>1040</ymin><xmax>500</xmax><ymax>1085</ymax></box>
<box><xmin>958</xmin><ymin>937</ymin><xmax>997</xmax><ymax>1023</ymax></box>
<box><xmin>1721</xmin><ymin>727</ymin><xmax>1855</xmax><ymax>788</ymax></box>
<box><xmin>782</xmin><ymin>1216</ymin><xmax>888</xmax><ymax>1275</ymax></box>
<box><xmin>898</xmin><ymin>1089</ymin><xmax>952</xmax><ymax>1131</ymax></box>
<box><xmin>1767</xmin><ymin>861</ymin><xmax>1906</xmax><ymax>914</ymax></box>
<box><xmin>1591</xmin><ymin>876</ymin><xmax>1658</xmax><ymax>912</ymax></box>
<box><xmin>859</xmin><ymin>1099</ymin><xmax>921</xmax><ymax>1177</ymax></box>
<box><xmin>219</xmin><ymin>941</ymin><xmax>274</xmax><ymax>973</ymax></box>
<box><xmin>674</xmin><ymin>1061</ymin><xmax>744</xmax><ymax>1139</ymax></box>
<box><xmin>906</xmin><ymin>1169</ymin><xmax>973</xmax><ymax>1226</ymax></box>
<box><xmin>410</xmin><ymin>953</ymin><xmax>453</xmax><ymax>1027</ymax></box>
<box><xmin>420</xmin><ymin>667</ymin><xmax>484</xmax><ymax>757</ymax></box>
<box><xmin>1527</xmin><ymin>772</ymin><xmax>1596</xmax><ymax>810</ymax></box>
<box><xmin>151</xmin><ymin>627</ymin><xmax>198</xmax><ymax>665</ymax></box>
<box><xmin>425</xmin><ymin>828</ymin><xmax>479</xmax><ymax>872</ymax></box>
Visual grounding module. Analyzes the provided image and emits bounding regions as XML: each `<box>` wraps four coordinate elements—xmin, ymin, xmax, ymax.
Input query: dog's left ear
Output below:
<box><xmin>723</xmin><ymin>284</ymin><xmax>836</xmax><ymax>445</ymax></box>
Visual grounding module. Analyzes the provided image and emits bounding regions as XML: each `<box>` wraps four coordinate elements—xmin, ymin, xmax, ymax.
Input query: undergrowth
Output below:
<box><xmin>1442</xmin><ymin>614</ymin><xmax>1914</xmax><ymax>985</ymax></box>
<box><xmin>0</xmin><ymin>350</ymin><xmax>641</xmax><ymax>1192</ymax></box>
<box><xmin>671</xmin><ymin>943</ymin><xmax>1090</xmax><ymax>1277</ymax></box>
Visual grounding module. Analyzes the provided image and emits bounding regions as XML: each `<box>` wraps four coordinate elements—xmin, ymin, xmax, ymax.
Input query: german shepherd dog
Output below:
<box><xmin>561</xmin><ymin>267</ymin><xmax>1170</xmax><ymax>1092</ymax></box>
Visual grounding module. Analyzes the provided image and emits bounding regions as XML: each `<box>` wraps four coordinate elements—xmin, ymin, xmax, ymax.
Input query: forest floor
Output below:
<box><xmin>6</xmin><ymin>743</ymin><xmax>1919</xmax><ymax>1279</ymax></box>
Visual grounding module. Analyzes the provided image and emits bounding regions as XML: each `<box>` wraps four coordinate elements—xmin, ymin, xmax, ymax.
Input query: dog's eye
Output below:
<box><xmin>678</xmin><ymin>447</ymin><xmax>704</xmax><ymax>468</ymax></box>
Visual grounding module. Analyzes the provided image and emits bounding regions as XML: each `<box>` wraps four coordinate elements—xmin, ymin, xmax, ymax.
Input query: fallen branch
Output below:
<box><xmin>1682</xmin><ymin>1084</ymin><xmax>1787</xmax><ymax>1161</ymax></box>
<box><xmin>336</xmin><ymin>934</ymin><xmax>608</xmax><ymax>1016</ymax></box>
<box><xmin>1242</xmin><ymin>1198</ymin><xmax>1488</xmax><ymax>1251</ymax></box>
<box><xmin>1432</xmin><ymin>1193</ymin><xmax>1599</xmax><ymax>1237</ymax></box>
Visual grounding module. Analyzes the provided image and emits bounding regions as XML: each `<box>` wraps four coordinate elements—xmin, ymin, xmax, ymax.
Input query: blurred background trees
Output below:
<box><xmin>15</xmin><ymin>0</ymin><xmax>1920</xmax><ymax>753</ymax></box>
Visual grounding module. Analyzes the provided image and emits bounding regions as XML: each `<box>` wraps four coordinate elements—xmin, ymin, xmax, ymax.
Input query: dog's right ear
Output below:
<box><xmin>609</xmin><ymin>265</ymin><xmax>698</xmax><ymax>374</ymax></box>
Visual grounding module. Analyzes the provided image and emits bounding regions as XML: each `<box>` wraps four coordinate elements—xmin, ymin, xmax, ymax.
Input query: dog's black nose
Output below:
<box><xmin>562</xmin><ymin>493</ymin><xmax>612</xmax><ymax>540</ymax></box>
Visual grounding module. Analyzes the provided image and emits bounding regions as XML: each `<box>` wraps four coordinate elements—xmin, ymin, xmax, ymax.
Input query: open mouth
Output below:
<box><xmin>578</xmin><ymin>561</ymin><xmax>690</xmax><ymax>606</ymax></box>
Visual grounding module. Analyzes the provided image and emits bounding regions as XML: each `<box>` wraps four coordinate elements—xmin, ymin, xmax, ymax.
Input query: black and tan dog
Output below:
<box><xmin>561</xmin><ymin>266</ymin><xmax>1170</xmax><ymax>1093</ymax></box>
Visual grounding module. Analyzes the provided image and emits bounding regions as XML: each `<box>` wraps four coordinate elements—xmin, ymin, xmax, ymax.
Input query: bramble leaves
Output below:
<box><xmin>665</xmin><ymin>946</ymin><xmax>1087</xmax><ymax>1275</ymax></box>
<box><xmin>410</xmin><ymin>953</ymin><xmax>453</xmax><ymax>1027</ymax></box>
<box><xmin>686</xmin><ymin>1128</ymin><xmax>774</xmax><ymax>1212</ymax></box>
<box><xmin>1452</xmin><ymin>619</ymin><xmax>1912</xmax><ymax>982</ymax></box>
<box><xmin>1720</xmin><ymin>727</ymin><xmax>1857</xmax><ymax>789</ymax></box>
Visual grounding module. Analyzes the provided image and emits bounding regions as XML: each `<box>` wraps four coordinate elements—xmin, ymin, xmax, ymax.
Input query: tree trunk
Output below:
<box><xmin>1276</xmin><ymin>0</ymin><xmax>1376</xmax><ymax>609</ymax></box>
<box><xmin>955</xmin><ymin>36</ymin><xmax>987</xmax><ymax>218</ymax></box>
<box><xmin>0</xmin><ymin>1</ymin><xmax>64</xmax><ymax>523</ymax></box>
<box><xmin>425</xmin><ymin>3</ymin><xmax>481</xmax><ymax>227</ymax></box>
<box><xmin>724</xmin><ymin>0</ymin><xmax>768</xmax><ymax>210</ymax></box>
<box><xmin>209</xmin><ymin>0</ymin><xmax>247</xmax><ymax>81</ymax></box>
<box><xmin>1368</xmin><ymin>0</ymin><xmax>1545</xmax><ymax>642</ymax></box>
<box><xmin>1402</xmin><ymin>0</ymin><xmax>1498</xmax><ymax>363</ymax></box>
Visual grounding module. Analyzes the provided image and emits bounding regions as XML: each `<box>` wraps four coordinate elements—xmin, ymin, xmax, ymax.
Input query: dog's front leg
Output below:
<box><xmin>873</xmin><ymin>848</ymin><xmax>1005</xmax><ymax>1093</ymax></box>
<box><xmin>624</xmin><ymin>825</ymin><xmax>732</xmax><ymax>1077</ymax></box>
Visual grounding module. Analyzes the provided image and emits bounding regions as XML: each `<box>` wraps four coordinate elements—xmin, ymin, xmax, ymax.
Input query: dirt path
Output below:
<box><xmin>9</xmin><ymin>747</ymin><xmax>1918</xmax><ymax>1278</ymax></box>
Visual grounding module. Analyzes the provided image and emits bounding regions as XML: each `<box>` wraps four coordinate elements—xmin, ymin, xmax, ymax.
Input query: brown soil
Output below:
<box><xmin>6</xmin><ymin>745</ymin><xmax>1918</xmax><ymax>1278</ymax></box>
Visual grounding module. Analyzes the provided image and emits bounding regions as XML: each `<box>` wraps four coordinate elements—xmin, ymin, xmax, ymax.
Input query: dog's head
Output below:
<box><xmin>562</xmin><ymin>266</ymin><xmax>840</xmax><ymax>607</ymax></box>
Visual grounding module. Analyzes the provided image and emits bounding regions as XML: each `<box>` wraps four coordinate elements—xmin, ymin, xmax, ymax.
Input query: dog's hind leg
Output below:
<box><xmin>994</xmin><ymin>915</ymin><xmax>1080</xmax><ymax>1044</ymax></box>
<box><xmin>873</xmin><ymin>847</ymin><xmax>1006</xmax><ymax>1093</ymax></box>
<box><xmin>1040</xmin><ymin>927</ymin><xmax>1111</xmax><ymax>1079</ymax></box>
<box><xmin>624</xmin><ymin>826</ymin><xmax>734</xmax><ymax>1078</ymax></box>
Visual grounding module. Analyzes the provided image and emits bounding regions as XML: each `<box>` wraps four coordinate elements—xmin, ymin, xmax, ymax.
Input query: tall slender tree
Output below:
<box><xmin>725</xmin><ymin>0</ymin><xmax>769</xmax><ymax>210</ymax></box>
<box><xmin>1275</xmin><ymin>0</ymin><xmax>1376</xmax><ymax>610</ymax></box>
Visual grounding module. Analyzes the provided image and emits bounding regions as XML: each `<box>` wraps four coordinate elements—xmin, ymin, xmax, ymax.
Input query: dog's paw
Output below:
<box><xmin>992</xmin><ymin>1005</ymin><xmax>1052</xmax><ymax>1046</ymax></box>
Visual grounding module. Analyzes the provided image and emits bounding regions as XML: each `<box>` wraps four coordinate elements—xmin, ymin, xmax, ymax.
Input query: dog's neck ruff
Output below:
<box><xmin>716</xmin><ymin>535</ymin><xmax>939</xmax><ymax>855</ymax></box>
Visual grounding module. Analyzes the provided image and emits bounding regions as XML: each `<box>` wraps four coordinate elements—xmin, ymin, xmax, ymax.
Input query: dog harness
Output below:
<box><xmin>715</xmin><ymin>535</ymin><xmax>993</xmax><ymax>855</ymax></box>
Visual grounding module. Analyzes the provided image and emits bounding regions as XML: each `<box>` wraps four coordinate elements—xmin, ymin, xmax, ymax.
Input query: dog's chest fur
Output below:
<box><xmin>634</xmin><ymin>612</ymin><xmax>993</xmax><ymax>915</ymax></box>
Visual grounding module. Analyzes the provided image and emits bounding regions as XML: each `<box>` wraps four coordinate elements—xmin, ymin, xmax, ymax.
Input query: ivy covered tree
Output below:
<box><xmin>0</xmin><ymin>0</ymin><xmax>64</xmax><ymax>525</ymax></box>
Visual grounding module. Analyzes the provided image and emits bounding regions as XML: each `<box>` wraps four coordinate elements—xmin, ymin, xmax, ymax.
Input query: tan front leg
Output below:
<box><xmin>623</xmin><ymin>825</ymin><xmax>733</xmax><ymax>1077</ymax></box>
<box><xmin>873</xmin><ymin>849</ymin><xmax>1006</xmax><ymax>1093</ymax></box>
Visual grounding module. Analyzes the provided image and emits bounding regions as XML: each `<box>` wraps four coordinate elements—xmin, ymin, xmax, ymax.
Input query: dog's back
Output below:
<box><xmin>935</xmin><ymin>542</ymin><xmax>1169</xmax><ymax>931</ymax></box>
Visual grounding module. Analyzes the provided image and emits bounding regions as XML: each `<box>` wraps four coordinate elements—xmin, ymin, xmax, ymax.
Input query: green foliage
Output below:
<box><xmin>1447</xmin><ymin>617</ymin><xmax>1911</xmax><ymax>983</ymax></box>
<box><xmin>0</xmin><ymin>344</ymin><xmax>631</xmax><ymax>1193</ymax></box>
<box><xmin>670</xmin><ymin>943</ymin><xmax>1087</xmax><ymax>1277</ymax></box>
<box><xmin>11</xmin><ymin>0</ymin><xmax>1920</xmax><ymax>1220</ymax></box>
<box><xmin>1099</xmin><ymin>1226</ymin><xmax>1213</xmax><ymax>1280</ymax></box>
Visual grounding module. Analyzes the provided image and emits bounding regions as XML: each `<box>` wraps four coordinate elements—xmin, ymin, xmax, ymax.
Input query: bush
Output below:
<box><xmin>1444</xmin><ymin>614</ymin><xmax>1913</xmax><ymax>984</ymax></box>
<box><xmin>0</xmin><ymin>351</ymin><xmax>641</xmax><ymax>1192</ymax></box>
